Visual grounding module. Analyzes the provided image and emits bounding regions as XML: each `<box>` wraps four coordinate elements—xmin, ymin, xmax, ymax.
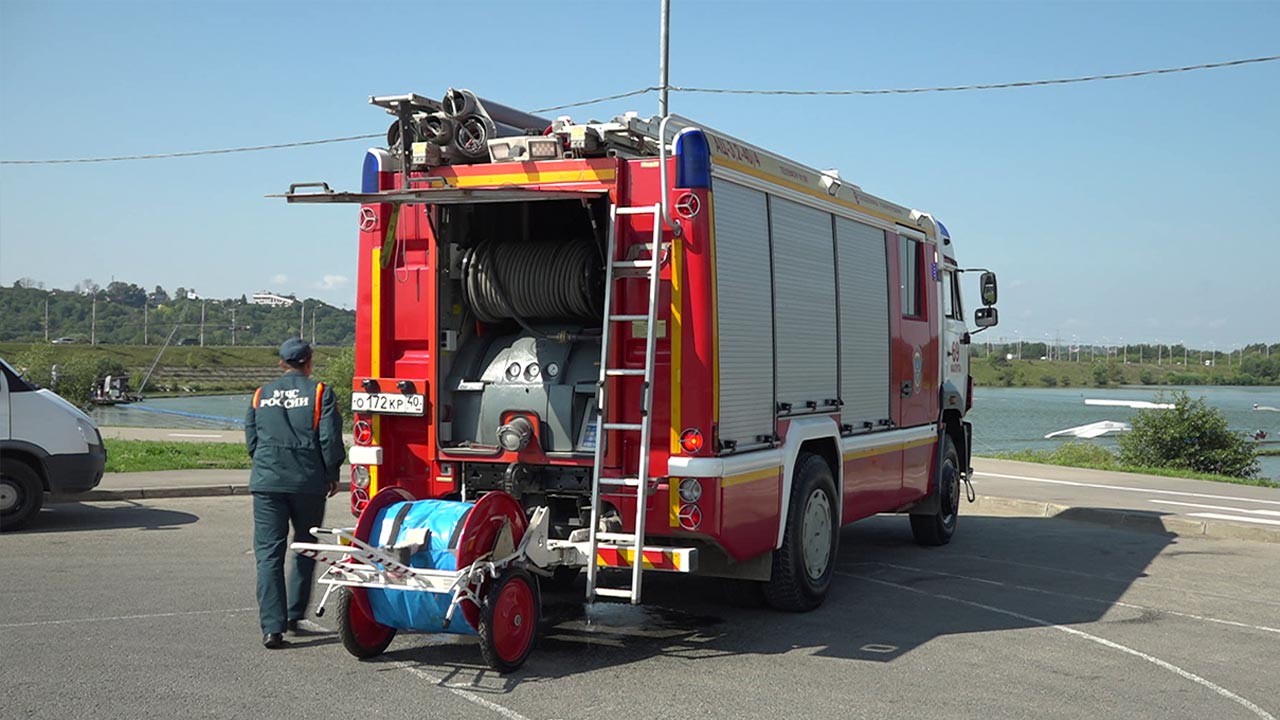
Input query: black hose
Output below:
<box><xmin>461</xmin><ymin>239</ymin><xmax>602</xmax><ymax>326</ymax></box>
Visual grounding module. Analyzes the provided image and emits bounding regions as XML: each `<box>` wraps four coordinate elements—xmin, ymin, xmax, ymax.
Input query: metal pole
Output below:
<box><xmin>44</xmin><ymin>297</ymin><xmax>49</xmax><ymax>343</ymax></box>
<box><xmin>659</xmin><ymin>0</ymin><xmax>671</xmax><ymax>116</ymax></box>
<box><xmin>144</xmin><ymin>302</ymin><xmax>149</xmax><ymax>345</ymax></box>
<box><xmin>231</xmin><ymin>306</ymin><xmax>237</xmax><ymax>346</ymax></box>
<box><xmin>91</xmin><ymin>293</ymin><xmax>97</xmax><ymax>345</ymax></box>
<box><xmin>300</xmin><ymin>302</ymin><xmax>305</xmax><ymax>339</ymax></box>
<box><xmin>200</xmin><ymin>301</ymin><xmax>206</xmax><ymax>347</ymax></box>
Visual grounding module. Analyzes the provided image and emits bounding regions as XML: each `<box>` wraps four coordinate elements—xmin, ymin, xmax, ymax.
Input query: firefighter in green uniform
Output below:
<box><xmin>245</xmin><ymin>338</ymin><xmax>345</xmax><ymax>649</ymax></box>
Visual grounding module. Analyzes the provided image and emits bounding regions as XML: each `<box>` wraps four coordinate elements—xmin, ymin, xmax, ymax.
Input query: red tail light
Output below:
<box><xmin>354</xmin><ymin>419</ymin><xmax>373</xmax><ymax>446</ymax></box>
<box><xmin>680</xmin><ymin>429</ymin><xmax>705</xmax><ymax>454</ymax></box>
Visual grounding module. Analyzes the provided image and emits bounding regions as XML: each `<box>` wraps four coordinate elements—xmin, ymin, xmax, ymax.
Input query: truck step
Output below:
<box><xmin>605</xmin><ymin>368</ymin><xmax>646</xmax><ymax>376</ymax></box>
<box><xmin>615</xmin><ymin>206</ymin><xmax>659</xmax><ymax>216</ymax></box>
<box><xmin>592</xmin><ymin>587</ymin><xmax>636</xmax><ymax>599</ymax></box>
<box><xmin>601</xmin><ymin>422</ymin><xmax>643</xmax><ymax>432</ymax></box>
<box><xmin>608</xmin><ymin>314</ymin><xmax>648</xmax><ymax>322</ymax></box>
<box><xmin>595</xmin><ymin>532</ymin><xmax>638</xmax><ymax>543</ymax></box>
<box><xmin>599</xmin><ymin>476</ymin><xmax>642</xmax><ymax>487</ymax></box>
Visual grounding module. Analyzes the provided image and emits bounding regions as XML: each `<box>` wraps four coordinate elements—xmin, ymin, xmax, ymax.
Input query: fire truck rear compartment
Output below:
<box><xmin>436</xmin><ymin>197</ymin><xmax>609</xmax><ymax>510</ymax></box>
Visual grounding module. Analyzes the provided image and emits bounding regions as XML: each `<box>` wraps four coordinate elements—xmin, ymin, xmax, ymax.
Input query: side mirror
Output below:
<box><xmin>975</xmin><ymin>307</ymin><xmax>998</xmax><ymax>328</ymax></box>
<box><xmin>980</xmin><ymin>272</ymin><xmax>998</xmax><ymax>306</ymax></box>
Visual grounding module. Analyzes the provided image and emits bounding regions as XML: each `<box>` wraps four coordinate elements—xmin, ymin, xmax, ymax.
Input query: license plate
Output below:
<box><xmin>351</xmin><ymin>392</ymin><xmax>425</xmax><ymax>416</ymax></box>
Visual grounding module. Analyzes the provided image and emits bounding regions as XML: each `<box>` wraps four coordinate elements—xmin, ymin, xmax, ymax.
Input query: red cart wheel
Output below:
<box><xmin>455</xmin><ymin>491</ymin><xmax>528</xmax><ymax>630</ymax></box>
<box><xmin>336</xmin><ymin>586</ymin><xmax>396</xmax><ymax>659</ymax></box>
<box><xmin>478</xmin><ymin>567</ymin><xmax>540</xmax><ymax>673</ymax></box>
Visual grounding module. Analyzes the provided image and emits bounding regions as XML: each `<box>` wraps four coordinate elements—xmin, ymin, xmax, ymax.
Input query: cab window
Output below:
<box><xmin>942</xmin><ymin>270</ymin><xmax>963</xmax><ymax>321</ymax></box>
<box><xmin>900</xmin><ymin>236</ymin><xmax>922</xmax><ymax>318</ymax></box>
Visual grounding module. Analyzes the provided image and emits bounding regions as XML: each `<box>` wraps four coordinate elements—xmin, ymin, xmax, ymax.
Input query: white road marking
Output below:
<box><xmin>1150</xmin><ymin>500</ymin><xmax>1280</xmax><ymax>517</ymax></box>
<box><xmin>975</xmin><ymin>471</ymin><xmax>1280</xmax><ymax>506</ymax></box>
<box><xmin>840</xmin><ymin>571</ymin><xmax>1276</xmax><ymax>720</ymax></box>
<box><xmin>167</xmin><ymin>433</ymin><xmax>226</xmax><ymax>439</ymax></box>
<box><xmin>1188</xmin><ymin>513</ymin><xmax>1280</xmax><ymax>527</ymax></box>
<box><xmin>941</xmin><ymin>552</ymin><xmax>1280</xmax><ymax>608</ymax></box>
<box><xmin>846</xmin><ymin>561</ymin><xmax>1280</xmax><ymax>636</ymax></box>
<box><xmin>0</xmin><ymin>607</ymin><xmax>255</xmax><ymax>629</ymax></box>
<box><xmin>388</xmin><ymin>661</ymin><xmax>532</xmax><ymax>720</ymax></box>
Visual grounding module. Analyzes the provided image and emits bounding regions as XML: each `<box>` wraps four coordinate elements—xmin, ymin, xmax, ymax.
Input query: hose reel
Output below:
<box><xmin>460</xmin><ymin>239</ymin><xmax>603</xmax><ymax>325</ymax></box>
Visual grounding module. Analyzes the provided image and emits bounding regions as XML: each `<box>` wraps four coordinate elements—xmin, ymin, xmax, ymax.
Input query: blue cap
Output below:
<box><xmin>279</xmin><ymin>338</ymin><xmax>313</xmax><ymax>365</ymax></box>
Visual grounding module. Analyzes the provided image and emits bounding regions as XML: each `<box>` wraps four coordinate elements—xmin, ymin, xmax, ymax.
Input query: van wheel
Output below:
<box><xmin>764</xmin><ymin>452</ymin><xmax>838</xmax><ymax>612</ymax></box>
<box><xmin>0</xmin><ymin>460</ymin><xmax>44</xmax><ymax>532</ymax></box>
<box><xmin>910</xmin><ymin>435</ymin><xmax>960</xmax><ymax>546</ymax></box>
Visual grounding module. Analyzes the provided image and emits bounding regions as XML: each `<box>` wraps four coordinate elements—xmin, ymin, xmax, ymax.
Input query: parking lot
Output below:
<box><xmin>3</xmin><ymin>495</ymin><xmax>1278</xmax><ymax>720</ymax></box>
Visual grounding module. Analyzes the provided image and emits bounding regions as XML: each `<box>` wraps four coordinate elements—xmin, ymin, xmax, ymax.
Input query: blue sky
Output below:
<box><xmin>1</xmin><ymin>0</ymin><xmax>1276</xmax><ymax>349</ymax></box>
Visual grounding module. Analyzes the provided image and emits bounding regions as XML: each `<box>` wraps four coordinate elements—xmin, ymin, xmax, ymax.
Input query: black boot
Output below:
<box><xmin>263</xmin><ymin>632</ymin><xmax>285</xmax><ymax>649</ymax></box>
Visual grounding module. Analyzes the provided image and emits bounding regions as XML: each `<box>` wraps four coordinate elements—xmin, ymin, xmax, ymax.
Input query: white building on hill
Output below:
<box><xmin>251</xmin><ymin>291</ymin><xmax>296</xmax><ymax>307</ymax></box>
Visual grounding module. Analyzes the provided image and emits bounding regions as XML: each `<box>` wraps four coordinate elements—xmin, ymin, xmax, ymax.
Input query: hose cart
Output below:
<box><xmin>292</xmin><ymin>487</ymin><xmax>546</xmax><ymax>672</ymax></box>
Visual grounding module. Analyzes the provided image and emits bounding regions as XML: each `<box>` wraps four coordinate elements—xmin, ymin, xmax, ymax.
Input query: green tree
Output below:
<box><xmin>1118</xmin><ymin>391</ymin><xmax>1259</xmax><ymax>478</ymax></box>
<box><xmin>316</xmin><ymin>346</ymin><xmax>355</xmax><ymax>415</ymax></box>
<box><xmin>1091</xmin><ymin>363</ymin><xmax>1110</xmax><ymax>386</ymax></box>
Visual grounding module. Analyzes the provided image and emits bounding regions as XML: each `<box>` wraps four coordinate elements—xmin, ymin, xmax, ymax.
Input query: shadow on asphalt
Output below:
<box><xmin>368</xmin><ymin>513</ymin><xmax>1176</xmax><ymax>687</ymax></box>
<box><xmin>15</xmin><ymin>501</ymin><xmax>199</xmax><ymax>533</ymax></box>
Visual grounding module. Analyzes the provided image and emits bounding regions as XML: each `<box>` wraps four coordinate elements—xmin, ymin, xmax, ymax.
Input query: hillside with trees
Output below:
<box><xmin>0</xmin><ymin>280</ymin><xmax>354</xmax><ymax>347</ymax></box>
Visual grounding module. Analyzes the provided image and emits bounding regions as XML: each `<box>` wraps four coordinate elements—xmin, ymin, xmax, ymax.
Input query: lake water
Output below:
<box><xmin>966</xmin><ymin>385</ymin><xmax>1280</xmax><ymax>480</ymax></box>
<box><xmin>93</xmin><ymin>386</ymin><xmax>1280</xmax><ymax>480</ymax></box>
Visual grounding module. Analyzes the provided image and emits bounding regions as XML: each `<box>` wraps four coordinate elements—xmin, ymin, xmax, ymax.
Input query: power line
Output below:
<box><xmin>532</xmin><ymin>86</ymin><xmax>658</xmax><ymax>113</ymax></box>
<box><xmin>1</xmin><ymin>89</ymin><xmax>660</xmax><ymax>166</ymax></box>
<box><xmin>3</xmin><ymin>54</ymin><xmax>1275</xmax><ymax>165</ymax></box>
<box><xmin>671</xmin><ymin>54</ymin><xmax>1280</xmax><ymax>97</ymax></box>
<box><xmin>0</xmin><ymin>134</ymin><xmax>384</xmax><ymax>165</ymax></box>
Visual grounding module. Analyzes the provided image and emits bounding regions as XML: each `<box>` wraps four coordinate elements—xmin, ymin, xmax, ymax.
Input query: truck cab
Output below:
<box><xmin>0</xmin><ymin>358</ymin><xmax>107</xmax><ymax>530</ymax></box>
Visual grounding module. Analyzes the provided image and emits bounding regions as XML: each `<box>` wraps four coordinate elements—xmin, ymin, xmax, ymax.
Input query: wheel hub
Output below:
<box><xmin>0</xmin><ymin>481</ymin><xmax>18</xmax><ymax>512</ymax></box>
<box><xmin>801</xmin><ymin>489</ymin><xmax>833</xmax><ymax>580</ymax></box>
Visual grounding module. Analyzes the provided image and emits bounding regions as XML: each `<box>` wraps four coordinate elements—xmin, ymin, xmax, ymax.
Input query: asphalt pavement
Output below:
<box><xmin>71</xmin><ymin>433</ymin><xmax>1280</xmax><ymax>543</ymax></box>
<box><xmin>3</xmin><ymin>495</ymin><xmax>1278</xmax><ymax>719</ymax></box>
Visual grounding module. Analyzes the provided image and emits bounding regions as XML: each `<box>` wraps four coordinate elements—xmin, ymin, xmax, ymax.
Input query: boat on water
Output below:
<box><xmin>90</xmin><ymin>375</ymin><xmax>137</xmax><ymax>406</ymax></box>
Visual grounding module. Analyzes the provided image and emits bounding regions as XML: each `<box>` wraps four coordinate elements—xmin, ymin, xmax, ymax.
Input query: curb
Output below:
<box><xmin>50</xmin><ymin>484</ymin><xmax>351</xmax><ymax>503</ymax></box>
<box><xmin>969</xmin><ymin>494</ymin><xmax>1280</xmax><ymax>544</ymax></box>
<box><xmin>47</xmin><ymin>487</ymin><xmax>1279</xmax><ymax>545</ymax></box>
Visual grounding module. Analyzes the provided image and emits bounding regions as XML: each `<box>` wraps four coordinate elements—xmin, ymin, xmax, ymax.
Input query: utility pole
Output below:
<box><xmin>299</xmin><ymin>301</ymin><xmax>305</xmax><ymax>339</ymax></box>
<box><xmin>91</xmin><ymin>292</ymin><xmax>97</xmax><ymax>345</ymax></box>
<box><xmin>311</xmin><ymin>312</ymin><xmax>316</xmax><ymax>345</ymax></box>
<box><xmin>659</xmin><ymin>0</ymin><xmax>671</xmax><ymax>116</ymax></box>
<box><xmin>44</xmin><ymin>296</ymin><xmax>50</xmax><ymax>343</ymax></box>
<box><xmin>231</xmin><ymin>306</ymin><xmax>237</xmax><ymax>346</ymax></box>
<box><xmin>144</xmin><ymin>301</ymin><xmax>149</xmax><ymax>345</ymax></box>
<box><xmin>200</xmin><ymin>301</ymin><xmax>206</xmax><ymax>347</ymax></box>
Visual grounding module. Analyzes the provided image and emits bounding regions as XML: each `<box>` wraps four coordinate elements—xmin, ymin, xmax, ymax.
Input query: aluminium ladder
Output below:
<box><xmin>585</xmin><ymin>203</ymin><xmax>665</xmax><ymax>604</ymax></box>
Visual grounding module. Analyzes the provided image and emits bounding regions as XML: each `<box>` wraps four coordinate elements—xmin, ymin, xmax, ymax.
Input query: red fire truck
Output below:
<box><xmin>283</xmin><ymin>88</ymin><xmax>999</xmax><ymax>617</ymax></box>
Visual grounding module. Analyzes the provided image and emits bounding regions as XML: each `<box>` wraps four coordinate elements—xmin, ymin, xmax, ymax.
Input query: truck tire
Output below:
<box><xmin>910</xmin><ymin>434</ymin><xmax>960</xmax><ymax>546</ymax></box>
<box><xmin>0</xmin><ymin>459</ymin><xmax>44</xmax><ymax>532</ymax></box>
<box><xmin>764</xmin><ymin>452</ymin><xmax>838</xmax><ymax>612</ymax></box>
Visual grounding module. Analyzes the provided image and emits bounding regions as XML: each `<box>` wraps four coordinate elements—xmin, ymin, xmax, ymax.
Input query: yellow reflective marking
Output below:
<box><xmin>444</xmin><ymin>168</ymin><xmax>616</xmax><ymax>187</ymax></box>
<box><xmin>369</xmin><ymin>246</ymin><xmax>382</xmax><ymax>496</ymax></box>
<box><xmin>842</xmin><ymin>436</ymin><xmax>937</xmax><ymax>462</ymax></box>
<box><xmin>715</xmin><ymin>157</ymin><xmax>909</xmax><ymax>231</ymax></box>
<box><xmin>670</xmin><ymin>232</ymin><xmax>683</xmax><ymax>455</ymax></box>
<box><xmin>720</xmin><ymin>466</ymin><xmax>779</xmax><ymax>489</ymax></box>
<box><xmin>669</xmin><ymin>479</ymin><xmax>682</xmax><ymax>527</ymax></box>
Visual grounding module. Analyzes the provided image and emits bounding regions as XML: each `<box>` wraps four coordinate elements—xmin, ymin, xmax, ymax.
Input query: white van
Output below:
<box><xmin>1</xmin><ymin>358</ymin><xmax>107</xmax><ymax>530</ymax></box>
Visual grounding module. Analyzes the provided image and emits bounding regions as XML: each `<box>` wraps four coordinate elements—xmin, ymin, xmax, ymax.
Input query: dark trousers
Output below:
<box><xmin>252</xmin><ymin>492</ymin><xmax>326</xmax><ymax>634</ymax></box>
